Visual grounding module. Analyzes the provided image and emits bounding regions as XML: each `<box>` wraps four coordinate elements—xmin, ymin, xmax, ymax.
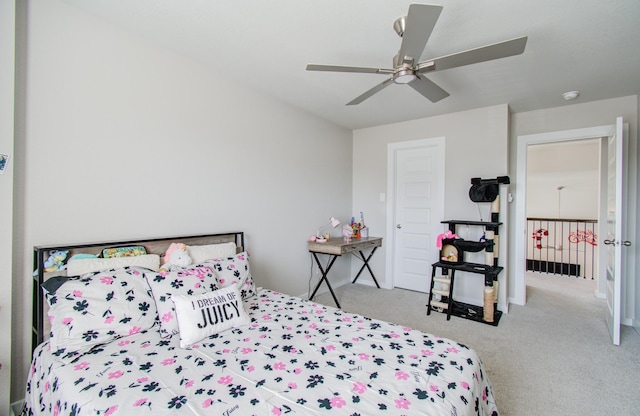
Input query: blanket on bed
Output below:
<box><xmin>23</xmin><ymin>289</ymin><xmax>498</xmax><ymax>415</ymax></box>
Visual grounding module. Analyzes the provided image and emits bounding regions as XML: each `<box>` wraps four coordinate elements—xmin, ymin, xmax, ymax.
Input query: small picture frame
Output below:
<box><xmin>0</xmin><ymin>154</ymin><xmax>8</xmax><ymax>175</ymax></box>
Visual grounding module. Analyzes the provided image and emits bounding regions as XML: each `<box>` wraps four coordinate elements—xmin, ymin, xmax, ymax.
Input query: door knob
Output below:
<box><xmin>622</xmin><ymin>241</ymin><xmax>632</xmax><ymax>246</ymax></box>
<box><xmin>396</xmin><ymin>224</ymin><xmax>402</xmax><ymax>229</ymax></box>
<box><xmin>604</xmin><ymin>239</ymin><xmax>615</xmax><ymax>245</ymax></box>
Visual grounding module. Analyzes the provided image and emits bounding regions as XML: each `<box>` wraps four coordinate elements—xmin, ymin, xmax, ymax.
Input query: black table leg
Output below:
<box><xmin>351</xmin><ymin>246</ymin><xmax>380</xmax><ymax>288</ymax></box>
<box><xmin>309</xmin><ymin>252</ymin><xmax>341</xmax><ymax>308</ymax></box>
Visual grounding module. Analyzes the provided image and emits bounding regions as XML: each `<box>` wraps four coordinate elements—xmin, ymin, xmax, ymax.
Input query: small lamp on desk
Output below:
<box><xmin>311</xmin><ymin>217</ymin><xmax>341</xmax><ymax>243</ymax></box>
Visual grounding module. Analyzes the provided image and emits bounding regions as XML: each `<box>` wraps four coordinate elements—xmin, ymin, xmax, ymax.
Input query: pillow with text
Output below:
<box><xmin>172</xmin><ymin>286</ymin><xmax>250</xmax><ymax>348</ymax></box>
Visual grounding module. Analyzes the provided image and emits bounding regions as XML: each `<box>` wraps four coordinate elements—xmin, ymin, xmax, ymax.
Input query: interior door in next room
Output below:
<box><xmin>391</xmin><ymin>138</ymin><xmax>445</xmax><ymax>293</ymax></box>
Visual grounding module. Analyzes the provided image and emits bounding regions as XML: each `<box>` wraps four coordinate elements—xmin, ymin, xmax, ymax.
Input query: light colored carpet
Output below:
<box><xmin>314</xmin><ymin>273</ymin><xmax>640</xmax><ymax>416</ymax></box>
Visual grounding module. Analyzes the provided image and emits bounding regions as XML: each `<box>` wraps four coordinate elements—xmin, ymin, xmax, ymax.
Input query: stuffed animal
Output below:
<box><xmin>436</xmin><ymin>230</ymin><xmax>459</xmax><ymax>249</ymax></box>
<box><xmin>161</xmin><ymin>243</ymin><xmax>192</xmax><ymax>270</ymax></box>
<box><xmin>33</xmin><ymin>250</ymin><xmax>69</xmax><ymax>276</ymax></box>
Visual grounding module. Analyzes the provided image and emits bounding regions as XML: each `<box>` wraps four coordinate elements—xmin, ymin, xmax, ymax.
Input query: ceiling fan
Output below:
<box><xmin>306</xmin><ymin>4</ymin><xmax>527</xmax><ymax>105</ymax></box>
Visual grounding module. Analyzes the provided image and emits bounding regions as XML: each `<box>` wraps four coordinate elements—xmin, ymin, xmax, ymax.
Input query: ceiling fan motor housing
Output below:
<box><xmin>392</xmin><ymin>53</ymin><xmax>417</xmax><ymax>84</ymax></box>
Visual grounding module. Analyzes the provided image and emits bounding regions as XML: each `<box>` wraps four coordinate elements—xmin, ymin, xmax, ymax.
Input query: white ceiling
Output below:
<box><xmin>60</xmin><ymin>0</ymin><xmax>640</xmax><ymax>130</ymax></box>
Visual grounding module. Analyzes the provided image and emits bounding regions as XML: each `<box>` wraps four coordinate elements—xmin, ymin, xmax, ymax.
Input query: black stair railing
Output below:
<box><xmin>526</xmin><ymin>217</ymin><xmax>598</xmax><ymax>279</ymax></box>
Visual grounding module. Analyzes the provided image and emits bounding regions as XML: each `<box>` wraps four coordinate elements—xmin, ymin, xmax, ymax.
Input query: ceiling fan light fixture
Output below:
<box><xmin>394</xmin><ymin>69</ymin><xmax>416</xmax><ymax>84</ymax></box>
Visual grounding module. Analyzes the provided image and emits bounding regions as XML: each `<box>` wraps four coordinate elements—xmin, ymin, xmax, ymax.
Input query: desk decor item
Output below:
<box><xmin>310</xmin><ymin>216</ymin><xmax>341</xmax><ymax>243</ymax></box>
<box><xmin>350</xmin><ymin>211</ymin><xmax>366</xmax><ymax>238</ymax></box>
<box><xmin>342</xmin><ymin>224</ymin><xmax>354</xmax><ymax>242</ymax></box>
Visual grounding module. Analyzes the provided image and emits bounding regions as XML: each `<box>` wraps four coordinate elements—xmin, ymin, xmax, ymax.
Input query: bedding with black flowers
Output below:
<box><xmin>23</xmin><ymin>289</ymin><xmax>498</xmax><ymax>415</ymax></box>
<box><xmin>42</xmin><ymin>266</ymin><xmax>157</xmax><ymax>356</ymax></box>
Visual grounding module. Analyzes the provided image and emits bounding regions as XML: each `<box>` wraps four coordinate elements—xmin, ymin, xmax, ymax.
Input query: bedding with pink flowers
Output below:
<box><xmin>22</xmin><ymin>285</ymin><xmax>498</xmax><ymax>415</ymax></box>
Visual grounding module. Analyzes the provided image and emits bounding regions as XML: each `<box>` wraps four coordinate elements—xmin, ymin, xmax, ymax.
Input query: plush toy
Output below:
<box><xmin>161</xmin><ymin>243</ymin><xmax>192</xmax><ymax>270</ymax></box>
<box><xmin>44</xmin><ymin>250</ymin><xmax>69</xmax><ymax>272</ymax></box>
<box><xmin>436</xmin><ymin>230</ymin><xmax>459</xmax><ymax>249</ymax></box>
<box><xmin>33</xmin><ymin>250</ymin><xmax>69</xmax><ymax>276</ymax></box>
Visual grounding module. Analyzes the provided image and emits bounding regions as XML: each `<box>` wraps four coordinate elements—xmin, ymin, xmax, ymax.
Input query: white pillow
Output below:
<box><xmin>187</xmin><ymin>242</ymin><xmax>237</xmax><ymax>264</ymax></box>
<box><xmin>67</xmin><ymin>254</ymin><xmax>160</xmax><ymax>276</ymax></box>
<box><xmin>144</xmin><ymin>265</ymin><xmax>219</xmax><ymax>338</ymax></box>
<box><xmin>43</xmin><ymin>267</ymin><xmax>157</xmax><ymax>355</ymax></box>
<box><xmin>204</xmin><ymin>252</ymin><xmax>257</xmax><ymax>300</ymax></box>
<box><xmin>172</xmin><ymin>286</ymin><xmax>250</xmax><ymax>348</ymax></box>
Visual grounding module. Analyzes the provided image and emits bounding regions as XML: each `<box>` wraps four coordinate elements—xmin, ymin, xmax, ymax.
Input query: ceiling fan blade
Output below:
<box><xmin>306</xmin><ymin>64</ymin><xmax>393</xmax><ymax>75</ymax></box>
<box><xmin>409</xmin><ymin>74</ymin><xmax>450</xmax><ymax>103</ymax></box>
<box><xmin>419</xmin><ymin>36</ymin><xmax>528</xmax><ymax>73</ymax></box>
<box><xmin>346</xmin><ymin>78</ymin><xmax>395</xmax><ymax>105</ymax></box>
<box><xmin>397</xmin><ymin>4</ymin><xmax>443</xmax><ymax>64</ymax></box>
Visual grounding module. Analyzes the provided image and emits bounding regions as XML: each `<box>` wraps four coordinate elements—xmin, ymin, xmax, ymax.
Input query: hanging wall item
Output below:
<box><xmin>0</xmin><ymin>153</ymin><xmax>8</xmax><ymax>175</ymax></box>
<box><xmin>469</xmin><ymin>176</ymin><xmax>510</xmax><ymax>203</ymax></box>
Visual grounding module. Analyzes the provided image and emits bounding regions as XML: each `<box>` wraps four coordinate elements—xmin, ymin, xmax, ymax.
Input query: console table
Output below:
<box><xmin>308</xmin><ymin>237</ymin><xmax>382</xmax><ymax>308</ymax></box>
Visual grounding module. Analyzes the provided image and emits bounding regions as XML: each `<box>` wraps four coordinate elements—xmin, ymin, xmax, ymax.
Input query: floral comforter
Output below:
<box><xmin>22</xmin><ymin>289</ymin><xmax>498</xmax><ymax>415</ymax></box>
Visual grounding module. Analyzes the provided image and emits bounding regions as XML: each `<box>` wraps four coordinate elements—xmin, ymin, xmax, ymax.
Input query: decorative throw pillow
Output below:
<box><xmin>144</xmin><ymin>265</ymin><xmax>219</xmax><ymax>337</ymax></box>
<box><xmin>102</xmin><ymin>245</ymin><xmax>148</xmax><ymax>258</ymax></box>
<box><xmin>43</xmin><ymin>266</ymin><xmax>157</xmax><ymax>355</ymax></box>
<box><xmin>66</xmin><ymin>254</ymin><xmax>160</xmax><ymax>276</ymax></box>
<box><xmin>172</xmin><ymin>286</ymin><xmax>250</xmax><ymax>348</ymax></box>
<box><xmin>187</xmin><ymin>242</ymin><xmax>237</xmax><ymax>264</ymax></box>
<box><xmin>204</xmin><ymin>252</ymin><xmax>257</xmax><ymax>299</ymax></box>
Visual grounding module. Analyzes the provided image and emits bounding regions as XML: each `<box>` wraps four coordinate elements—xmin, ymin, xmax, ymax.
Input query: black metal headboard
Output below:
<box><xmin>32</xmin><ymin>232</ymin><xmax>244</xmax><ymax>352</ymax></box>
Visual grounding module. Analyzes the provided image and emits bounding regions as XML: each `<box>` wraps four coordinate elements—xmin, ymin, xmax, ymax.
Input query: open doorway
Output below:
<box><xmin>513</xmin><ymin>123</ymin><xmax>619</xmax><ymax>306</ymax></box>
<box><xmin>525</xmin><ymin>139</ymin><xmax>601</xmax><ymax>295</ymax></box>
<box><xmin>515</xmin><ymin>119</ymin><xmax>633</xmax><ymax>346</ymax></box>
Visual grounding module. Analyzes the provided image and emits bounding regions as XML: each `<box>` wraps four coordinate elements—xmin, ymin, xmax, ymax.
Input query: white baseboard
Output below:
<box><xmin>508</xmin><ymin>295</ymin><xmax>525</xmax><ymax>306</ymax></box>
<box><xmin>11</xmin><ymin>400</ymin><xmax>24</xmax><ymax>416</ymax></box>
<box><xmin>297</xmin><ymin>277</ymin><xmax>351</xmax><ymax>302</ymax></box>
<box><xmin>499</xmin><ymin>301</ymin><xmax>509</xmax><ymax>314</ymax></box>
<box><xmin>351</xmin><ymin>280</ymin><xmax>379</xmax><ymax>289</ymax></box>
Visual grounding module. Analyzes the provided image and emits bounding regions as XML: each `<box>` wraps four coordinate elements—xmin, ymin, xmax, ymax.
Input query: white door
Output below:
<box><xmin>604</xmin><ymin>117</ymin><xmax>626</xmax><ymax>345</ymax></box>
<box><xmin>388</xmin><ymin>138</ymin><xmax>445</xmax><ymax>292</ymax></box>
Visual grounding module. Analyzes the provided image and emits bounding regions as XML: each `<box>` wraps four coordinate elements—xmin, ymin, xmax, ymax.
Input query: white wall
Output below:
<box><xmin>0</xmin><ymin>0</ymin><xmax>15</xmax><ymax>413</ymax></box>
<box><xmin>10</xmin><ymin>0</ymin><xmax>353</xmax><ymax>403</ymax></box>
<box><xmin>510</xmin><ymin>95</ymin><xmax>638</xmax><ymax>325</ymax></box>
<box><xmin>526</xmin><ymin>139</ymin><xmax>600</xmax><ymax>219</ymax></box>
<box><xmin>637</xmin><ymin>95</ymin><xmax>640</xmax><ymax>328</ymax></box>
<box><xmin>352</xmin><ymin>104</ymin><xmax>510</xmax><ymax>309</ymax></box>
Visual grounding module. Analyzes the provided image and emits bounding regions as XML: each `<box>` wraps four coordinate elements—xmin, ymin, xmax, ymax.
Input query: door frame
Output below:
<box><xmin>605</xmin><ymin>118</ymin><xmax>626</xmax><ymax>345</ymax></box>
<box><xmin>385</xmin><ymin>137</ymin><xmax>445</xmax><ymax>290</ymax></box>
<box><xmin>514</xmin><ymin>124</ymin><xmax>617</xmax><ymax>306</ymax></box>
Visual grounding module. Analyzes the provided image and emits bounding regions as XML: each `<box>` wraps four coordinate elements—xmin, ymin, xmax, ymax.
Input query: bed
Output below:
<box><xmin>21</xmin><ymin>232</ymin><xmax>499</xmax><ymax>415</ymax></box>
